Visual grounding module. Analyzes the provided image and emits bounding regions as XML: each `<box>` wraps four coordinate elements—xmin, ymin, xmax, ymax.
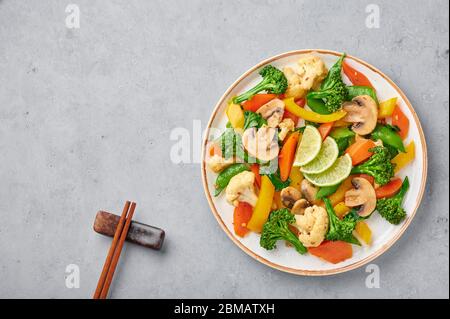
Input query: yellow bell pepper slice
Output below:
<box><xmin>333</xmin><ymin>202</ymin><xmax>351</xmax><ymax>219</ymax></box>
<box><xmin>247</xmin><ymin>175</ymin><xmax>275</xmax><ymax>233</ymax></box>
<box><xmin>355</xmin><ymin>221</ymin><xmax>372</xmax><ymax>245</ymax></box>
<box><xmin>289</xmin><ymin>166</ymin><xmax>304</xmax><ymax>192</ymax></box>
<box><xmin>392</xmin><ymin>141</ymin><xmax>415</xmax><ymax>173</ymax></box>
<box><xmin>226</xmin><ymin>103</ymin><xmax>245</xmax><ymax>129</ymax></box>
<box><xmin>288</xmin><ymin>133</ymin><xmax>304</xmax><ymax>191</ymax></box>
<box><xmin>378</xmin><ymin>97</ymin><xmax>398</xmax><ymax>118</ymax></box>
<box><xmin>283</xmin><ymin>98</ymin><xmax>347</xmax><ymax>123</ymax></box>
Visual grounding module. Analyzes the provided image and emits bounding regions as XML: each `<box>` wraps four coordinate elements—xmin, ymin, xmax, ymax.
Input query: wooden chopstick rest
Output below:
<box><xmin>93</xmin><ymin>211</ymin><xmax>165</xmax><ymax>250</ymax></box>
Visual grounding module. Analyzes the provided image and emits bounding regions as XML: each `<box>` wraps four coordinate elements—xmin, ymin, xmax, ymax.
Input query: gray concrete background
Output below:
<box><xmin>0</xmin><ymin>0</ymin><xmax>448</xmax><ymax>298</ymax></box>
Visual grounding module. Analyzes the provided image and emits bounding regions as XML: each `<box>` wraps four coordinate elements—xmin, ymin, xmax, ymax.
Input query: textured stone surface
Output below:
<box><xmin>0</xmin><ymin>0</ymin><xmax>448</xmax><ymax>298</ymax></box>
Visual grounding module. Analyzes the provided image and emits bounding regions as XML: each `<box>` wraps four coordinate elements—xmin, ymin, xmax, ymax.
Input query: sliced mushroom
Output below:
<box><xmin>342</xmin><ymin>95</ymin><xmax>378</xmax><ymax>135</ymax></box>
<box><xmin>344</xmin><ymin>177</ymin><xmax>377</xmax><ymax>217</ymax></box>
<box><xmin>242</xmin><ymin>127</ymin><xmax>279</xmax><ymax>161</ymax></box>
<box><xmin>256</xmin><ymin>98</ymin><xmax>285</xmax><ymax>128</ymax></box>
<box><xmin>291</xmin><ymin>199</ymin><xmax>310</xmax><ymax>215</ymax></box>
<box><xmin>301</xmin><ymin>179</ymin><xmax>318</xmax><ymax>204</ymax></box>
<box><xmin>280</xmin><ymin>186</ymin><xmax>301</xmax><ymax>208</ymax></box>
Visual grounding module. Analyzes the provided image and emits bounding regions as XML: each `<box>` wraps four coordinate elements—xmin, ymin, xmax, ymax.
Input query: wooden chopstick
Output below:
<box><xmin>93</xmin><ymin>201</ymin><xmax>135</xmax><ymax>299</ymax></box>
<box><xmin>99</xmin><ymin>202</ymin><xmax>136</xmax><ymax>299</ymax></box>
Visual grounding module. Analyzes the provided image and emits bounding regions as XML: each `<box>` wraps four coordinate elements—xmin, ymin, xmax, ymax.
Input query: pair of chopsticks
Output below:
<box><xmin>93</xmin><ymin>201</ymin><xmax>136</xmax><ymax>299</ymax></box>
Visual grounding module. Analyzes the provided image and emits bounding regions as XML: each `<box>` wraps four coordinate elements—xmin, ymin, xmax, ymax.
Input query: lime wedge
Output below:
<box><xmin>303</xmin><ymin>154</ymin><xmax>352</xmax><ymax>187</ymax></box>
<box><xmin>301</xmin><ymin>137</ymin><xmax>339</xmax><ymax>174</ymax></box>
<box><xmin>293</xmin><ymin>125</ymin><xmax>322</xmax><ymax>167</ymax></box>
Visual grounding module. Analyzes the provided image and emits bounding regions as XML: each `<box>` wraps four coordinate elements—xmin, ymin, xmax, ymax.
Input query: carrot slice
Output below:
<box><xmin>308</xmin><ymin>241</ymin><xmax>353</xmax><ymax>264</ymax></box>
<box><xmin>278</xmin><ymin>132</ymin><xmax>300</xmax><ymax>181</ymax></box>
<box><xmin>375</xmin><ymin>178</ymin><xmax>402</xmax><ymax>199</ymax></box>
<box><xmin>242</xmin><ymin>94</ymin><xmax>277</xmax><ymax>112</ymax></box>
<box><xmin>233</xmin><ymin>202</ymin><xmax>253</xmax><ymax>237</ymax></box>
<box><xmin>392</xmin><ymin>105</ymin><xmax>409</xmax><ymax>140</ymax></box>
<box><xmin>250</xmin><ymin>164</ymin><xmax>261</xmax><ymax>188</ymax></box>
<box><xmin>343</xmin><ymin>61</ymin><xmax>374</xmax><ymax>89</ymax></box>
<box><xmin>318</xmin><ymin>122</ymin><xmax>334</xmax><ymax>140</ymax></box>
<box><xmin>345</xmin><ymin>138</ymin><xmax>377</xmax><ymax>166</ymax></box>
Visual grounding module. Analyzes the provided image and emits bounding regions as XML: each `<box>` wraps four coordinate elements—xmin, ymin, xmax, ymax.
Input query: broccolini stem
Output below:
<box><xmin>233</xmin><ymin>79</ymin><xmax>270</xmax><ymax>104</ymax></box>
<box><xmin>284</xmin><ymin>229</ymin><xmax>307</xmax><ymax>254</ymax></box>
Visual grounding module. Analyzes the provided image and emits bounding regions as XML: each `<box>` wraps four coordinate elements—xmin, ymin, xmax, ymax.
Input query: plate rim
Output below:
<box><xmin>201</xmin><ymin>49</ymin><xmax>428</xmax><ymax>276</ymax></box>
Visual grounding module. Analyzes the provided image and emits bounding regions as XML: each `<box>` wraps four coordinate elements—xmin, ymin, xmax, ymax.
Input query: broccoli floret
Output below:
<box><xmin>323</xmin><ymin>198</ymin><xmax>361</xmax><ymax>246</ymax></box>
<box><xmin>306</xmin><ymin>54</ymin><xmax>348</xmax><ymax>113</ymax></box>
<box><xmin>260</xmin><ymin>209</ymin><xmax>307</xmax><ymax>254</ymax></box>
<box><xmin>351</xmin><ymin>146</ymin><xmax>395</xmax><ymax>186</ymax></box>
<box><xmin>233</xmin><ymin>65</ymin><xmax>288</xmax><ymax>104</ymax></box>
<box><xmin>377</xmin><ymin>177</ymin><xmax>410</xmax><ymax>225</ymax></box>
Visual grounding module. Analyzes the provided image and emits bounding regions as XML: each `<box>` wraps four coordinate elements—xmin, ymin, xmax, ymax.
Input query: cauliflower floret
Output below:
<box><xmin>283</xmin><ymin>67</ymin><xmax>307</xmax><ymax>99</ymax></box>
<box><xmin>297</xmin><ymin>53</ymin><xmax>328</xmax><ymax>91</ymax></box>
<box><xmin>295</xmin><ymin>205</ymin><xmax>329</xmax><ymax>247</ymax></box>
<box><xmin>278</xmin><ymin>118</ymin><xmax>295</xmax><ymax>141</ymax></box>
<box><xmin>225</xmin><ymin>171</ymin><xmax>258</xmax><ymax>207</ymax></box>
<box><xmin>283</xmin><ymin>54</ymin><xmax>328</xmax><ymax>99</ymax></box>
<box><xmin>207</xmin><ymin>154</ymin><xmax>234</xmax><ymax>173</ymax></box>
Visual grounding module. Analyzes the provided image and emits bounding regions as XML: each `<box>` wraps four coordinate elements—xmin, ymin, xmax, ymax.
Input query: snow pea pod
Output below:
<box><xmin>316</xmin><ymin>183</ymin><xmax>342</xmax><ymax>199</ymax></box>
<box><xmin>347</xmin><ymin>85</ymin><xmax>379</xmax><ymax>104</ymax></box>
<box><xmin>306</xmin><ymin>96</ymin><xmax>332</xmax><ymax>114</ymax></box>
<box><xmin>214</xmin><ymin>163</ymin><xmax>249</xmax><ymax>196</ymax></box>
<box><xmin>371</xmin><ymin>125</ymin><xmax>406</xmax><ymax>153</ymax></box>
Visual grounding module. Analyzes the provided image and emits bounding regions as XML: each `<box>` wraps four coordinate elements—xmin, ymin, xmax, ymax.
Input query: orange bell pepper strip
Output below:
<box><xmin>354</xmin><ymin>174</ymin><xmax>375</xmax><ymax>185</ymax></box>
<box><xmin>343</xmin><ymin>61</ymin><xmax>374</xmax><ymax>89</ymax></box>
<box><xmin>282</xmin><ymin>110</ymin><xmax>299</xmax><ymax>125</ymax></box>
<box><xmin>392</xmin><ymin>141</ymin><xmax>415</xmax><ymax>173</ymax></box>
<box><xmin>308</xmin><ymin>241</ymin><xmax>353</xmax><ymax>264</ymax></box>
<box><xmin>242</xmin><ymin>94</ymin><xmax>277</xmax><ymax>112</ymax></box>
<box><xmin>375</xmin><ymin>178</ymin><xmax>402</xmax><ymax>199</ymax></box>
<box><xmin>209</xmin><ymin>143</ymin><xmax>222</xmax><ymax>157</ymax></box>
<box><xmin>295</xmin><ymin>97</ymin><xmax>306</xmax><ymax>107</ymax></box>
<box><xmin>278</xmin><ymin>132</ymin><xmax>300</xmax><ymax>181</ymax></box>
<box><xmin>233</xmin><ymin>202</ymin><xmax>254</xmax><ymax>237</ymax></box>
<box><xmin>273</xmin><ymin>191</ymin><xmax>284</xmax><ymax>210</ymax></box>
<box><xmin>392</xmin><ymin>105</ymin><xmax>409</xmax><ymax>140</ymax></box>
<box><xmin>327</xmin><ymin>177</ymin><xmax>354</xmax><ymax>207</ymax></box>
<box><xmin>345</xmin><ymin>138</ymin><xmax>377</xmax><ymax>166</ymax></box>
<box><xmin>318</xmin><ymin>122</ymin><xmax>335</xmax><ymax>140</ymax></box>
<box><xmin>333</xmin><ymin>120</ymin><xmax>351</xmax><ymax>127</ymax></box>
<box><xmin>250</xmin><ymin>164</ymin><xmax>261</xmax><ymax>188</ymax></box>
<box><xmin>246</xmin><ymin>175</ymin><xmax>275</xmax><ymax>233</ymax></box>
<box><xmin>283</xmin><ymin>98</ymin><xmax>347</xmax><ymax>123</ymax></box>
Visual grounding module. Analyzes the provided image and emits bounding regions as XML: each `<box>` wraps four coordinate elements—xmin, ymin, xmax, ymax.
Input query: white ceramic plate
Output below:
<box><xmin>201</xmin><ymin>50</ymin><xmax>427</xmax><ymax>276</ymax></box>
